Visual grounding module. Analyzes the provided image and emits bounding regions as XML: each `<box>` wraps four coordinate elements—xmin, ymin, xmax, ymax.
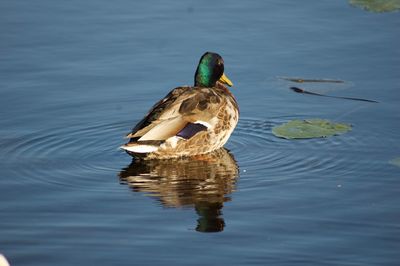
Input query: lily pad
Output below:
<box><xmin>389</xmin><ymin>157</ymin><xmax>400</xmax><ymax>167</ymax></box>
<box><xmin>350</xmin><ymin>0</ymin><xmax>400</xmax><ymax>13</ymax></box>
<box><xmin>272</xmin><ymin>119</ymin><xmax>352</xmax><ymax>139</ymax></box>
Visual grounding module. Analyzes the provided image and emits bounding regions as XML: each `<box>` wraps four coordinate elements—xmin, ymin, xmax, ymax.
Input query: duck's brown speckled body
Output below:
<box><xmin>120</xmin><ymin>52</ymin><xmax>239</xmax><ymax>159</ymax></box>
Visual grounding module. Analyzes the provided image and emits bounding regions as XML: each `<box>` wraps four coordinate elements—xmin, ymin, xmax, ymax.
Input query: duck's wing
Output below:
<box><xmin>126</xmin><ymin>86</ymin><xmax>188</xmax><ymax>140</ymax></box>
<box><xmin>126</xmin><ymin>87</ymin><xmax>223</xmax><ymax>142</ymax></box>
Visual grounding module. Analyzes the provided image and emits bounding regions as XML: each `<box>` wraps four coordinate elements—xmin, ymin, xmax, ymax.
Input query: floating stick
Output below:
<box><xmin>290</xmin><ymin>87</ymin><xmax>378</xmax><ymax>103</ymax></box>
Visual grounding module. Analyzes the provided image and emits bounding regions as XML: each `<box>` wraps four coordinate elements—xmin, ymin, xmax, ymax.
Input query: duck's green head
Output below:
<box><xmin>194</xmin><ymin>52</ymin><xmax>233</xmax><ymax>88</ymax></box>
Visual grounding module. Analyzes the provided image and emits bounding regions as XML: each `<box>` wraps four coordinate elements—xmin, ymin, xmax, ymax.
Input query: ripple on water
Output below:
<box><xmin>229</xmin><ymin>117</ymin><xmax>390</xmax><ymax>185</ymax></box>
<box><xmin>0</xmin><ymin>121</ymin><xmax>130</xmax><ymax>191</ymax></box>
<box><xmin>0</xmin><ymin>116</ymin><xmax>394</xmax><ymax>191</ymax></box>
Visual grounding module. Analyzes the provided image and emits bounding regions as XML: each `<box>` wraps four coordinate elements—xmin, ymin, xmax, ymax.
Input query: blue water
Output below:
<box><xmin>1</xmin><ymin>0</ymin><xmax>400</xmax><ymax>265</ymax></box>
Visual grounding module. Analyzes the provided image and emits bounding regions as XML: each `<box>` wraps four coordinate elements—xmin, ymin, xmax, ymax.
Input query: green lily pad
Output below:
<box><xmin>272</xmin><ymin>119</ymin><xmax>352</xmax><ymax>139</ymax></box>
<box><xmin>350</xmin><ymin>0</ymin><xmax>400</xmax><ymax>13</ymax></box>
<box><xmin>389</xmin><ymin>157</ymin><xmax>400</xmax><ymax>167</ymax></box>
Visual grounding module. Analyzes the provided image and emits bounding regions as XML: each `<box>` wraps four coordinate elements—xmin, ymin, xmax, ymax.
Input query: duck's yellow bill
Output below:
<box><xmin>219</xmin><ymin>73</ymin><xmax>233</xmax><ymax>87</ymax></box>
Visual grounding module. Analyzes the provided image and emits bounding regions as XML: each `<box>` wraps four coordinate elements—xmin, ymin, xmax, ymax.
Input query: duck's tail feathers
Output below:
<box><xmin>119</xmin><ymin>140</ymin><xmax>163</xmax><ymax>154</ymax></box>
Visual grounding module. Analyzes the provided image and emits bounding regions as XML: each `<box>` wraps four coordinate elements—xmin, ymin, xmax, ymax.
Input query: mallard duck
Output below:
<box><xmin>120</xmin><ymin>52</ymin><xmax>239</xmax><ymax>159</ymax></box>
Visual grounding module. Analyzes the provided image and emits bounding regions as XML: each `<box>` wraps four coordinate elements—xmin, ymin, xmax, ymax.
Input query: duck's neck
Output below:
<box><xmin>216</xmin><ymin>82</ymin><xmax>239</xmax><ymax>111</ymax></box>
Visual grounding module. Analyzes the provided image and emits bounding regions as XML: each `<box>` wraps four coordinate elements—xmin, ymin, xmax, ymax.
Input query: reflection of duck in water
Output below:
<box><xmin>120</xmin><ymin>52</ymin><xmax>239</xmax><ymax>159</ymax></box>
<box><xmin>118</xmin><ymin>148</ymin><xmax>239</xmax><ymax>232</ymax></box>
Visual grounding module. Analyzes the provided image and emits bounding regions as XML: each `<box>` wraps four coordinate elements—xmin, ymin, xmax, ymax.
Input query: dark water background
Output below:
<box><xmin>1</xmin><ymin>0</ymin><xmax>399</xmax><ymax>265</ymax></box>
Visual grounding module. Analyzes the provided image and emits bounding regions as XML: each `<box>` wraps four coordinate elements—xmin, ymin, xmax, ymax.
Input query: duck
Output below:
<box><xmin>120</xmin><ymin>52</ymin><xmax>239</xmax><ymax>159</ymax></box>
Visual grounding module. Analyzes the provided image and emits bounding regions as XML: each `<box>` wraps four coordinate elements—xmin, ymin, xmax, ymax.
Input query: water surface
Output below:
<box><xmin>1</xmin><ymin>1</ymin><xmax>399</xmax><ymax>265</ymax></box>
